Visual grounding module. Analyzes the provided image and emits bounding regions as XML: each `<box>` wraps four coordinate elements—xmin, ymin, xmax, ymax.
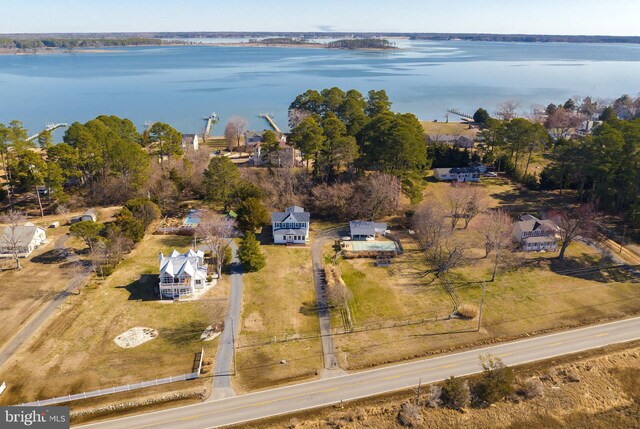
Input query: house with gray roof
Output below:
<box><xmin>349</xmin><ymin>221</ymin><xmax>388</xmax><ymax>241</ymax></box>
<box><xmin>271</xmin><ymin>206</ymin><xmax>310</xmax><ymax>244</ymax></box>
<box><xmin>0</xmin><ymin>223</ymin><xmax>47</xmax><ymax>258</ymax></box>
<box><xmin>433</xmin><ymin>167</ymin><xmax>481</xmax><ymax>182</ymax></box>
<box><xmin>158</xmin><ymin>249</ymin><xmax>216</xmax><ymax>299</ymax></box>
<box><xmin>513</xmin><ymin>214</ymin><xmax>559</xmax><ymax>252</ymax></box>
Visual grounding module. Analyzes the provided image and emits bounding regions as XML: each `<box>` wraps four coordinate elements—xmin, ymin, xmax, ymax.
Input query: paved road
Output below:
<box><xmin>209</xmin><ymin>241</ymin><xmax>243</xmax><ymax>400</ymax></box>
<box><xmin>76</xmin><ymin>316</ymin><xmax>640</xmax><ymax>428</ymax></box>
<box><xmin>0</xmin><ymin>234</ymin><xmax>86</xmax><ymax>368</ymax></box>
<box><xmin>310</xmin><ymin>228</ymin><xmax>342</xmax><ymax>371</ymax></box>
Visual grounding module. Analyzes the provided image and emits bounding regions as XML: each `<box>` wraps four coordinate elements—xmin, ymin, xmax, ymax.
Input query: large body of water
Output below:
<box><xmin>1</xmin><ymin>39</ymin><xmax>640</xmax><ymax>136</ymax></box>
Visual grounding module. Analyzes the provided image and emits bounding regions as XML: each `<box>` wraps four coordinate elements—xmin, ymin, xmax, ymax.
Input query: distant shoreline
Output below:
<box><xmin>0</xmin><ymin>42</ymin><xmax>399</xmax><ymax>56</ymax></box>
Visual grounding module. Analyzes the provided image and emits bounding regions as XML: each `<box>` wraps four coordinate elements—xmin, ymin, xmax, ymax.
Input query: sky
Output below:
<box><xmin>1</xmin><ymin>0</ymin><xmax>639</xmax><ymax>36</ymax></box>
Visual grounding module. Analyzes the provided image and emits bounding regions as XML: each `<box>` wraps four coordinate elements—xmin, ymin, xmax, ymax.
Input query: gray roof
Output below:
<box><xmin>272</xmin><ymin>206</ymin><xmax>310</xmax><ymax>223</ymax></box>
<box><xmin>349</xmin><ymin>221</ymin><xmax>387</xmax><ymax>237</ymax></box>
<box><xmin>522</xmin><ymin>235</ymin><xmax>557</xmax><ymax>244</ymax></box>
<box><xmin>273</xmin><ymin>228</ymin><xmax>308</xmax><ymax>236</ymax></box>
<box><xmin>434</xmin><ymin>167</ymin><xmax>481</xmax><ymax>175</ymax></box>
<box><xmin>1</xmin><ymin>225</ymin><xmax>41</xmax><ymax>248</ymax></box>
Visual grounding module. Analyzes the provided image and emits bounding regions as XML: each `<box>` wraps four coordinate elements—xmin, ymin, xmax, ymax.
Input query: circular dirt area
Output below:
<box><xmin>114</xmin><ymin>327</ymin><xmax>159</xmax><ymax>348</ymax></box>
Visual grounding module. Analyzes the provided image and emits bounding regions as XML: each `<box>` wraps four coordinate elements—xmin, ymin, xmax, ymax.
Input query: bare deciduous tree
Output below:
<box><xmin>478</xmin><ymin>209</ymin><xmax>514</xmax><ymax>281</ymax></box>
<box><xmin>444</xmin><ymin>184</ymin><xmax>488</xmax><ymax>230</ymax></box>
<box><xmin>496</xmin><ymin>100</ymin><xmax>520</xmax><ymax>121</ymax></box>
<box><xmin>413</xmin><ymin>203</ymin><xmax>449</xmax><ymax>252</ymax></box>
<box><xmin>444</xmin><ymin>184</ymin><xmax>469</xmax><ymax>231</ymax></box>
<box><xmin>224</xmin><ymin>116</ymin><xmax>248</xmax><ymax>151</ymax></box>
<box><xmin>461</xmin><ymin>186</ymin><xmax>489</xmax><ymax>229</ymax></box>
<box><xmin>288</xmin><ymin>108</ymin><xmax>310</xmax><ymax>129</ymax></box>
<box><xmin>195</xmin><ymin>211</ymin><xmax>235</xmax><ymax>277</ymax></box>
<box><xmin>199</xmin><ymin>298</ymin><xmax>227</xmax><ymax>330</ymax></box>
<box><xmin>0</xmin><ymin>210</ymin><xmax>27</xmax><ymax>270</ymax></box>
<box><xmin>550</xmin><ymin>204</ymin><xmax>598</xmax><ymax>260</ymax></box>
<box><xmin>354</xmin><ymin>173</ymin><xmax>401</xmax><ymax>220</ymax></box>
<box><xmin>422</xmin><ymin>240</ymin><xmax>467</xmax><ymax>279</ymax></box>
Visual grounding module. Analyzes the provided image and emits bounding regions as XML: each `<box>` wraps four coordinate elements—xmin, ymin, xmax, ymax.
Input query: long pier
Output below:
<box><xmin>203</xmin><ymin>113</ymin><xmax>219</xmax><ymax>139</ymax></box>
<box><xmin>446</xmin><ymin>108</ymin><xmax>474</xmax><ymax>122</ymax></box>
<box><xmin>259</xmin><ymin>113</ymin><xmax>281</xmax><ymax>133</ymax></box>
<box><xmin>26</xmin><ymin>123</ymin><xmax>68</xmax><ymax>142</ymax></box>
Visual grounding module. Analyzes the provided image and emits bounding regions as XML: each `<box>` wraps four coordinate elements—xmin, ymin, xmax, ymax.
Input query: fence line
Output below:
<box><xmin>17</xmin><ymin>372</ymin><xmax>199</xmax><ymax>407</ymax></box>
<box><xmin>237</xmin><ymin>314</ymin><xmax>452</xmax><ymax>349</ymax></box>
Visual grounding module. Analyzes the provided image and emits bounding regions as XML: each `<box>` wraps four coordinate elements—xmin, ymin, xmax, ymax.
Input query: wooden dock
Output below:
<box><xmin>446</xmin><ymin>108</ymin><xmax>474</xmax><ymax>122</ymax></box>
<box><xmin>26</xmin><ymin>122</ymin><xmax>68</xmax><ymax>142</ymax></box>
<box><xmin>204</xmin><ymin>113</ymin><xmax>219</xmax><ymax>138</ymax></box>
<box><xmin>259</xmin><ymin>113</ymin><xmax>281</xmax><ymax>133</ymax></box>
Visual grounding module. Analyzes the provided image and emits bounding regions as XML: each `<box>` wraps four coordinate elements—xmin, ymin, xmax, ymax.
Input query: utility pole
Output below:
<box><xmin>477</xmin><ymin>281</ymin><xmax>487</xmax><ymax>332</ymax></box>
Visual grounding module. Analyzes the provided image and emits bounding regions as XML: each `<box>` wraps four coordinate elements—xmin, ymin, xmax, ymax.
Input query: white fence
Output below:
<box><xmin>18</xmin><ymin>372</ymin><xmax>199</xmax><ymax>407</ymax></box>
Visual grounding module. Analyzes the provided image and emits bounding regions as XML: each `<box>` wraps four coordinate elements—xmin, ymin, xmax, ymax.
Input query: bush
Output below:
<box><xmin>456</xmin><ymin>304</ymin><xmax>479</xmax><ymax>319</ymax></box>
<box><xmin>520</xmin><ymin>377</ymin><xmax>544</xmax><ymax>399</ymax></box>
<box><xmin>397</xmin><ymin>401</ymin><xmax>423</xmax><ymax>427</ymax></box>
<box><xmin>425</xmin><ymin>384</ymin><xmax>442</xmax><ymax>408</ymax></box>
<box><xmin>124</xmin><ymin>198</ymin><xmax>161</xmax><ymax>229</ymax></box>
<box><xmin>440</xmin><ymin>376</ymin><xmax>470</xmax><ymax>410</ymax></box>
<box><xmin>473</xmin><ymin>354</ymin><xmax>515</xmax><ymax>405</ymax></box>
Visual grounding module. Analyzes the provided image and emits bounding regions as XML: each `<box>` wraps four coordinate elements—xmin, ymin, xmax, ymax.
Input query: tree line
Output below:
<box><xmin>0</xmin><ymin>37</ymin><xmax>163</xmax><ymax>50</ymax></box>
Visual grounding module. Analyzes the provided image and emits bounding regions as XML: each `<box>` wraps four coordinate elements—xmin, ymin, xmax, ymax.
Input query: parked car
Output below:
<box><xmin>485</xmin><ymin>172</ymin><xmax>498</xmax><ymax>177</ymax></box>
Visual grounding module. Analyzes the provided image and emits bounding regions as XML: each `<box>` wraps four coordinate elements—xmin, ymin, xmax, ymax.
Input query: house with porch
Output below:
<box><xmin>513</xmin><ymin>214</ymin><xmax>560</xmax><ymax>252</ymax></box>
<box><xmin>0</xmin><ymin>223</ymin><xmax>47</xmax><ymax>258</ymax></box>
<box><xmin>158</xmin><ymin>249</ymin><xmax>216</xmax><ymax>299</ymax></box>
<box><xmin>433</xmin><ymin>167</ymin><xmax>482</xmax><ymax>182</ymax></box>
<box><xmin>272</xmin><ymin>206</ymin><xmax>310</xmax><ymax>244</ymax></box>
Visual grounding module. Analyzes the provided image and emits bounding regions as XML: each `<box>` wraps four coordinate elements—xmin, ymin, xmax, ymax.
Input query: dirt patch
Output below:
<box><xmin>113</xmin><ymin>327</ymin><xmax>158</xmax><ymax>349</ymax></box>
<box><xmin>243</xmin><ymin>312</ymin><xmax>265</xmax><ymax>332</ymax></box>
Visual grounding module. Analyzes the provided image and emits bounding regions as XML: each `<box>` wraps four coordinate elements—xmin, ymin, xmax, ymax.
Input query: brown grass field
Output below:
<box><xmin>329</xmin><ymin>179</ymin><xmax>640</xmax><ymax>370</ymax></box>
<box><xmin>233</xmin><ymin>244</ymin><xmax>323</xmax><ymax>393</ymax></box>
<box><xmin>0</xmin><ymin>233</ymin><xmax>227</xmax><ymax>406</ymax></box>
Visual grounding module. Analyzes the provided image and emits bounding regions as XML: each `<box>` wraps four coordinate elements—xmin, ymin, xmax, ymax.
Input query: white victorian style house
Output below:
<box><xmin>158</xmin><ymin>249</ymin><xmax>216</xmax><ymax>300</ymax></box>
<box><xmin>271</xmin><ymin>206</ymin><xmax>310</xmax><ymax>245</ymax></box>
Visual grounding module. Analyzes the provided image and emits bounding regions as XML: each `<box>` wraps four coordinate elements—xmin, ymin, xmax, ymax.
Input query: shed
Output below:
<box><xmin>80</xmin><ymin>209</ymin><xmax>98</xmax><ymax>222</ymax></box>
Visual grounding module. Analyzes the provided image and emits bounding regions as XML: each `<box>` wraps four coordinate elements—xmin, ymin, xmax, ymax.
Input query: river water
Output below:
<box><xmin>1</xmin><ymin>39</ymin><xmax>639</xmax><ymax>136</ymax></box>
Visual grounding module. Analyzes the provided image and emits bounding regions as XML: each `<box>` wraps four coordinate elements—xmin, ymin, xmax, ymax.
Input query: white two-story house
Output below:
<box><xmin>271</xmin><ymin>206</ymin><xmax>310</xmax><ymax>245</ymax></box>
<box><xmin>158</xmin><ymin>249</ymin><xmax>216</xmax><ymax>299</ymax></box>
<box><xmin>513</xmin><ymin>214</ymin><xmax>560</xmax><ymax>252</ymax></box>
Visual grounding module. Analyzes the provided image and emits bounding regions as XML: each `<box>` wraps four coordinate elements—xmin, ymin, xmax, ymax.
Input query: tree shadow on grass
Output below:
<box><xmin>158</xmin><ymin>235</ymin><xmax>195</xmax><ymax>249</ymax></box>
<box><xmin>159</xmin><ymin>320</ymin><xmax>209</xmax><ymax>346</ymax></box>
<box><xmin>299</xmin><ymin>301</ymin><xmax>321</xmax><ymax>316</ymax></box>
<box><xmin>116</xmin><ymin>274</ymin><xmax>159</xmax><ymax>301</ymax></box>
<box><xmin>31</xmin><ymin>248</ymin><xmax>69</xmax><ymax>264</ymax></box>
<box><xmin>549</xmin><ymin>253</ymin><xmax>638</xmax><ymax>284</ymax></box>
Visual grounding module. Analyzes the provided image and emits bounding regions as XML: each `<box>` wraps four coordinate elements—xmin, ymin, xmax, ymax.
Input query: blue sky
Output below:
<box><xmin>2</xmin><ymin>0</ymin><xmax>639</xmax><ymax>35</ymax></box>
